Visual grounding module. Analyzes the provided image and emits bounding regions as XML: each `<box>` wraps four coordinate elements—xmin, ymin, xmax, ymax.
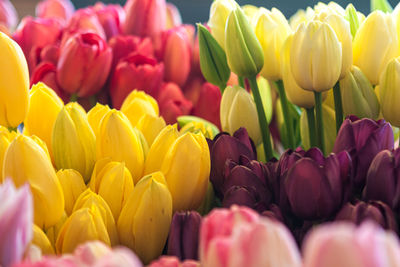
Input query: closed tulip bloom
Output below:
<box><xmin>149</xmin><ymin>256</ymin><xmax>199</xmax><ymax>267</ymax></box>
<box><xmin>0</xmin><ymin>128</ymin><xmax>15</xmax><ymax>181</ymax></box>
<box><xmin>92</xmin><ymin>3</ymin><xmax>125</xmax><ymax>40</ymax></box>
<box><xmin>353</xmin><ymin>11</ymin><xmax>399</xmax><ymax>85</ymax></box>
<box><xmin>136</xmin><ymin>114</ymin><xmax>166</xmax><ymax>146</ymax></box>
<box><xmin>289</xmin><ymin>7</ymin><xmax>314</xmax><ymax>31</ymax></box>
<box><xmin>179</xmin><ymin>121</ymin><xmax>215</xmax><ymax>140</ymax></box>
<box><xmin>52</xmin><ymin>103</ymin><xmax>96</xmax><ymax>182</ymax></box>
<box><xmin>0</xmin><ymin>32</ymin><xmax>29</xmax><ymax>128</ymax></box>
<box><xmin>57</xmin><ymin>169</ymin><xmax>86</xmax><ymax>216</ymax></box>
<box><xmin>192</xmin><ymin>83</ymin><xmax>222</xmax><ymax>129</ymax></box>
<box><xmin>208</xmin><ymin>0</ymin><xmax>237</xmax><ymax>49</ymax></box>
<box><xmin>290</xmin><ymin>21</ymin><xmax>342</xmax><ymax>92</ymax></box>
<box><xmin>253</xmin><ymin>8</ymin><xmax>292</xmax><ymax>81</ymax></box>
<box><xmin>220</xmin><ymin>85</ymin><xmax>261</xmax><ymax>145</ymax></box>
<box><xmin>145</xmin><ymin>126</ymin><xmax>210</xmax><ymax>211</ymax></box>
<box><xmin>166</xmin><ymin>3</ymin><xmax>182</xmax><ymax>29</ymax></box>
<box><xmin>379</xmin><ymin>57</ymin><xmax>400</xmax><ymax>127</ymax></box>
<box><xmin>46</xmin><ymin>212</ymin><xmax>67</xmax><ymax>248</ymax></box>
<box><xmin>32</xmin><ymin>224</ymin><xmax>55</xmax><ymax>255</ymax></box>
<box><xmin>123</xmin><ymin>0</ymin><xmax>166</xmax><ymax>37</ymax></box>
<box><xmin>0</xmin><ymin>0</ymin><xmax>17</xmax><ymax>30</ymax></box>
<box><xmin>303</xmin><ymin>221</ymin><xmax>400</xmax><ymax>267</ymax></box>
<box><xmin>87</xmin><ymin>103</ymin><xmax>111</xmax><ymax>137</ymax></box>
<box><xmin>30</xmin><ymin>62</ymin><xmax>66</xmax><ymax>101</ymax></box>
<box><xmin>0</xmin><ymin>180</ymin><xmax>32</xmax><ymax>267</ymax></box>
<box><xmin>3</xmin><ymin>135</ymin><xmax>64</xmax><ymax>229</ymax></box>
<box><xmin>36</xmin><ymin>0</ymin><xmax>75</xmax><ymax>23</ymax></box>
<box><xmin>121</xmin><ymin>90</ymin><xmax>159</xmax><ymax>127</ymax></box>
<box><xmin>63</xmin><ymin>8</ymin><xmax>106</xmax><ymax>40</ymax></box>
<box><xmin>117</xmin><ymin>172</ymin><xmax>172</xmax><ymax>264</ymax></box>
<box><xmin>158</xmin><ymin>82</ymin><xmax>193</xmax><ymax>124</ymax></box>
<box><xmin>57</xmin><ymin>32</ymin><xmax>112</xmax><ymax>98</ymax></box>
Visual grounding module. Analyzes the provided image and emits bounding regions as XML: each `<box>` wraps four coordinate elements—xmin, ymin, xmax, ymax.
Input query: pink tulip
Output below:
<box><xmin>110</xmin><ymin>53</ymin><xmax>164</xmax><ymax>108</ymax></box>
<box><xmin>166</xmin><ymin>3</ymin><xmax>182</xmax><ymax>29</ymax></box>
<box><xmin>31</xmin><ymin>62</ymin><xmax>67</xmax><ymax>101</ymax></box>
<box><xmin>0</xmin><ymin>180</ymin><xmax>33</xmax><ymax>267</ymax></box>
<box><xmin>158</xmin><ymin>82</ymin><xmax>193</xmax><ymax>124</ymax></box>
<box><xmin>193</xmin><ymin>82</ymin><xmax>221</xmax><ymax>128</ymax></box>
<box><xmin>303</xmin><ymin>221</ymin><xmax>400</xmax><ymax>267</ymax></box>
<box><xmin>57</xmin><ymin>32</ymin><xmax>112</xmax><ymax>98</ymax></box>
<box><xmin>36</xmin><ymin>0</ymin><xmax>75</xmax><ymax>23</ymax></box>
<box><xmin>28</xmin><ymin>43</ymin><xmax>59</xmax><ymax>75</ymax></box>
<box><xmin>92</xmin><ymin>3</ymin><xmax>125</xmax><ymax>40</ymax></box>
<box><xmin>63</xmin><ymin>8</ymin><xmax>106</xmax><ymax>41</ymax></box>
<box><xmin>0</xmin><ymin>0</ymin><xmax>17</xmax><ymax>30</ymax></box>
<box><xmin>123</xmin><ymin>0</ymin><xmax>167</xmax><ymax>37</ymax></box>
<box><xmin>149</xmin><ymin>256</ymin><xmax>199</xmax><ymax>267</ymax></box>
<box><xmin>13</xmin><ymin>257</ymin><xmax>79</xmax><ymax>267</ymax></box>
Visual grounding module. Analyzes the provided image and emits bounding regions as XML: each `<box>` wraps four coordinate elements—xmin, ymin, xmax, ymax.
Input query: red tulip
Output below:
<box><xmin>193</xmin><ymin>82</ymin><xmax>221</xmax><ymax>128</ymax></box>
<box><xmin>158</xmin><ymin>82</ymin><xmax>192</xmax><ymax>124</ymax></box>
<box><xmin>110</xmin><ymin>53</ymin><xmax>164</xmax><ymax>108</ymax></box>
<box><xmin>28</xmin><ymin>43</ymin><xmax>60</xmax><ymax>74</ymax></box>
<box><xmin>123</xmin><ymin>0</ymin><xmax>167</xmax><ymax>37</ymax></box>
<box><xmin>93</xmin><ymin>3</ymin><xmax>125</xmax><ymax>40</ymax></box>
<box><xmin>57</xmin><ymin>32</ymin><xmax>112</xmax><ymax>97</ymax></box>
<box><xmin>35</xmin><ymin>0</ymin><xmax>75</xmax><ymax>23</ymax></box>
<box><xmin>63</xmin><ymin>8</ymin><xmax>106</xmax><ymax>41</ymax></box>
<box><xmin>183</xmin><ymin>76</ymin><xmax>204</xmax><ymax>105</ymax></box>
<box><xmin>0</xmin><ymin>0</ymin><xmax>17</xmax><ymax>30</ymax></box>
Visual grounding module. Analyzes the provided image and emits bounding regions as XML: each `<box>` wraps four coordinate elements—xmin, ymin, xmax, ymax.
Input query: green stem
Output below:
<box><xmin>248</xmin><ymin>76</ymin><xmax>274</xmax><ymax>160</ymax></box>
<box><xmin>314</xmin><ymin>92</ymin><xmax>325</xmax><ymax>154</ymax></box>
<box><xmin>306</xmin><ymin>107</ymin><xmax>317</xmax><ymax>148</ymax></box>
<box><xmin>7</xmin><ymin>127</ymin><xmax>17</xmax><ymax>132</ymax></box>
<box><xmin>333</xmin><ymin>81</ymin><xmax>343</xmax><ymax>133</ymax></box>
<box><xmin>238</xmin><ymin>77</ymin><xmax>245</xmax><ymax>88</ymax></box>
<box><xmin>70</xmin><ymin>93</ymin><xmax>78</xmax><ymax>102</ymax></box>
<box><xmin>275</xmin><ymin>80</ymin><xmax>295</xmax><ymax>149</ymax></box>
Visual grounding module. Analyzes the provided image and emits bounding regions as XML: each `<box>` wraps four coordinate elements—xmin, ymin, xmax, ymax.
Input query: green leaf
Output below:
<box><xmin>345</xmin><ymin>4</ymin><xmax>360</xmax><ymax>39</ymax></box>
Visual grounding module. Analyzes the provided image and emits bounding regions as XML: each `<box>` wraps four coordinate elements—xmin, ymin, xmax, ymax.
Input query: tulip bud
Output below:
<box><xmin>57</xmin><ymin>32</ymin><xmax>112</xmax><ymax>97</ymax></box>
<box><xmin>0</xmin><ymin>180</ymin><xmax>32</xmax><ymax>266</ymax></box>
<box><xmin>158</xmin><ymin>82</ymin><xmax>193</xmax><ymax>124</ymax></box>
<box><xmin>166</xmin><ymin>3</ymin><xmax>182</xmax><ymax>29</ymax></box>
<box><xmin>353</xmin><ymin>11</ymin><xmax>399</xmax><ymax>85</ymax></box>
<box><xmin>136</xmin><ymin>114</ymin><xmax>166</xmax><ymax>146</ymax></box>
<box><xmin>45</xmin><ymin>211</ymin><xmax>67</xmax><ymax>248</ymax></box>
<box><xmin>340</xmin><ymin>66</ymin><xmax>380</xmax><ymax>119</ymax></box>
<box><xmin>117</xmin><ymin>172</ymin><xmax>172</xmax><ymax>264</ymax></box>
<box><xmin>0</xmin><ymin>128</ymin><xmax>14</xmax><ymax>181</ymax></box>
<box><xmin>56</xmin><ymin>169</ymin><xmax>86</xmax><ymax>216</ymax></box>
<box><xmin>63</xmin><ymin>8</ymin><xmax>106</xmax><ymax>40</ymax></box>
<box><xmin>344</xmin><ymin>4</ymin><xmax>361</xmax><ymax>38</ymax></box>
<box><xmin>87</xmin><ymin>103</ymin><xmax>111</xmax><ymax>137</ymax></box>
<box><xmin>253</xmin><ymin>8</ymin><xmax>292</xmax><ymax>81</ymax></box>
<box><xmin>36</xmin><ymin>0</ymin><xmax>75</xmax><ymax>23</ymax></box>
<box><xmin>89</xmin><ymin>160</ymin><xmax>134</xmax><ymax>221</ymax></box>
<box><xmin>225</xmin><ymin>7</ymin><xmax>264</xmax><ymax>77</ymax></box>
<box><xmin>208</xmin><ymin>0</ymin><xmax>237</xmax><ymax>49</ymax></box>
<box><xmin>220</xmin><ymin>85</ymin><xmax>261</xmax><ymax>145</ymax></box>
<box><xmin>289</xmin><ymin>7</ymin><xmax>314</xmax><ymax>31</ymax></box>
<box><xmin>97</xmin><ymin>110</ymin><xmax>145</xmax><ymax>183</ymax></box>
<box><xmin>0</xmin><ymin>0</ymin><xmax>17</xmax><ymax>33</ymax></box>
<box><xmin>379</xmin><ymin>57</ymin><xmax>400</xmax><ymax>127</ymax></box>
<box><xmin>290</xmin><ymin>21</ymin><xmax>342</xmax><ymax>92</ymax></box>
<box><xmin>3</xmin><ymin>135</ymin><xmax>64</xmax><ymax>229</ymax></box>
<box><xmin>180</xmin><ymin>121</ymin><xmax>215</xmax><ymax>140</ymax></box>
<box><xmin>32</xmin><ymin>224</ymin><xmax>55</xmax><ymax>255</ymax></box>
<box><xmin>242</xmin><ymin>5</ymin><xmax>258</xmax><ymax>20</ymax></box>
<box><xmin>145</xmin><ymin>126</ymin><xmax>210</xmax><ymax>211</ymax></box>
<box><xmin>92</xmin><ymin>3</ymin><xmax>125</xmax><ymax>40</ymax></box>
<box><xmin>0</xmin><ymin>32</ymin><xmax>29</xmax><ymax>128</ymax></box>
<box><xmin>30</xmin><ymin>62</ymin><xmax>66</xmax><ymax>101</ymax></box>
<box><xmin>149</xmin><ymin>256</ymin><xmax>199</xmax><ymax>267</ymax></box>
<box><xmin>52</xmin><ymin>103</ymin><xmax>96</xmax><ymax>182</ymax></box>
<box><xmin>121</xmin><ymin>90</ymin><xmax>159</xmax><ymax>127</ymax></box>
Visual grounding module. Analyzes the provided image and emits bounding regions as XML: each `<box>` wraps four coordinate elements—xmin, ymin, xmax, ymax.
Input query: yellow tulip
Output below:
<box><xmin>0</xmin><ymin>32</ymin><xmax>29</xmax><ymax>128</ymax></box>
<box><xmin>32</xmin><ymin>224</ymin><xmax>55</xmax><ymax>255</ymax></box>
<box><xmin>289</xmin><ymin>7</ymin><xmax>315</xmax><ymax>31</ymax></box>
<box><xmin>253</xmin><ymin>7</ymin><xmax>292</xmax><ymax>81</ymax></box>
<box><xmin>379</xmin><ymin>57</ymin><xmax>400</xmax><ymax>127</ymax></box>
<box><xmin>290</xmin><ymin>21</ymin><xmax>342</xmax><ymax>92</ymax></box>
<box><xmin>208</xmin><ymin>0</ymin><xmax>237</xmax><ymax>49</ymax></box>
<box><xmin>97</xmin><ymin>110</ymin><xmax>145</xmax><ymax>183</ymax></box>
<box><xmin>117</xmin><ymin>172</ymin><xmax>172</xmax><ymax>264</ymax></box>
<box><xmin>89</xmin><ymin>160</ymin><xmax>134</xmax><ymax>220</ymax></box>
<box><xmin>145</xmin><ymin>126</ymin><xmax>210</xmax><ymax>211</ymax></box>
<box><xmin>52</xmin><ymin>103</ymin><xmax>96</xmax><ymax>182</ymax></box>
<box><xmin>121</xmin><ymin>90</ymin><xmax>159</xmax><ymax>127</ymax></box>
<box><xmin>220</xmin><ymin>85</ymin><xmax>261</xmax><ymax>144</ymax></box>
<box><xmin>3</xmin><ymin>135</ymin><xmax>64</xmax><ymax>229</ymax></box>
<box><xmin>72</xmin><ymin>189</ymin><xmax>119</xmax><ymax>246</ymax></box>
<box><xmin>57</xmin><ymin>169</ymin><xmax>86</xmax><ymax>215</ymax></box>
<box><xmin>24</xmin><ymin>82</ymin><xmax>64</xmax><ymax>158</ymax></box>
<box><xmin>180</xmin><ymin>121</ymin><xmax>215</xmax><ymax>139</ymax></box>
<box><xmin>242</xmin><ymin>5</ymin><xmax>258</xmax><ymax>20</ymax></box>
<box><xmin>136</xmin><ymin>114</ymin><xmax>166</xmax><ymax>146</ymax></box>
<box><xmin>314</xmin><ymin>2</ymin><xmax>345</xmax><ymax>16</ymax></box>
<box><xmin>45</xmin><ymin>212</ymin><xmax>68</xmax><ymax>248</ymax></box>
<box><xmin>0</xmin><ymin>127</ymin><xmax>13</xmax><ymax>181</ymax></box>
<box><xmin>87</xmin><ymin>103</ymin><xmax>111</xmax><ymax>137</ymax></box>
<box><xmin>353</xmin><ymin>11</ymin><xmax>399</xmax><ymax>85</ymax></box>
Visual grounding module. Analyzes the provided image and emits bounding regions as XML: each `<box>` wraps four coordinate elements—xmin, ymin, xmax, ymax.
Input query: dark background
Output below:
<box><xmin>71</xmin><ymin>0</ymin><xmax>400</xmax><ymax>23</ymax></box>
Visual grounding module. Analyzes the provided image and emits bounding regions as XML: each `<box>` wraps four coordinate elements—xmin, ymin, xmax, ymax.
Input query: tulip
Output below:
<box><xmin>24</xmin><ymin>82</ymin><xmax>64</xmax><ymax>158</ymax></box>
<box><xmin>0</xmin><ymin>32</ymin><xmax>29</xmax><ymax>128</ymax></box>
<box><xmin>0</xmin><ymin>128</ymin><xmax>15</xmax><ymax>181</ymax></box>
<box><xmin>52</xmin><ymin>103</ymin><xmax>96</xmax><ymax>182</ymax></box>
<box><xmin>149</xmin><ymin>256</ymin><xmax>199</xmax><ymax>267</ymax></box>
<box><xmin>290</xmin><ymin>21</ymin><xmax>342</xmax><ymax>92</ymax></box>
<box><xmin>208</xmin><ymin>0</ymin><xmax>237</xmax><ymax>49</ymax></box>
<box><xmin>344</xmin><ymin>4</ymin><xmax>364</xmax><ymax>38</ymax></box>
<box><xmin>158</xmin><ymin>82</ymin><xmax>193</xmax><ymax>124</ymax></box>
<box><xmin>167</xmin><ymin>211</ymin><xmax>202</xmax><ymax>261</ymax></box>
<box><xmin>87</xmin><ymin>103</ymin><xmax>111</xmax><ymax>137</ymax></box>
<box><xmin>0</xmin><ymin>0</ymin><xmax>17</xmax><ymax>30</ymax></box>
<box><xmin>63</xmin><ymin>8</ymin><xmax>106</xmax><ymax>40</ymax></box>
<box><xmin>339</xmin><ymin>66</ymin><xmax>380</xmax><ymax>119</ymax></box>
<box><xmin>225</xmin><ymin>7</ymin><xmax>264</xmax><ymax>78</ymax></box>
<box><xmin>0</xmin><ymin>180</ymin><xmax>32</xmax><ymax>267</ymax></box>
<box><xmin>333</xmin><ymin>116</ymin><xmax>394</xmax><ymax>189</ymax></box>
<box><xmin>289</xmin><ymin>7</ymin><xmax>314</xmax><ymax>31</ymax></box>
<box><xmin>72</xmin><ymin>189</ymin><xmax>119</xmax><ymax>247</ymax></box>
<box><xmin>32</xmin><ymin>224</ymin><xmax>55</xmax><ymax>255</ymax></box>
<box><xmin>192</xmin><ymin>83</ymin><xmax>222</xmax><ymax>129</ymax></box>
<box><xmin>179</xmin><ymin>121</ymin><xmax>216</xmax><ymax>140</ymax></box>
<box><xmin>117</xmin><ymin>172</ymin><xmax>172</xmax><ymax>264</ymax></box>
<box><xmin>110</xmin><ymin>54</ymin><xmax>164</xmax><ymax>109</ymax></box>
<box><xmin>89</xmin><ymin>160</ymin><xmax>134</xmax><ymax>220</ymax></box>
<box><xmin>220</xmin><ymin>85</ymin><xmax>261</xmax><ymax>145</ymax></box>
<box><xmin>97</xmin><ymin>109</ymin><xmax>145</xmax><ymax>183</ymax></box>
<box><xmin>92</xmin><ymin>3</ymin><xmax>125</xmax><ymax>40</ymax></box>
<box><xmin>57</xmin><ymin>32</ymin><xmax>112</xmax><ymax>98</ymax></box>
<box><xmin>253</xmin><ymin>8</ymin><xmax>291</xmax><ymax>81</ymax></box>
<box><xmin>36</xmin><ymin>0</ymin><xmax>75</xmax><ymax>23</ymax></box>
<box><xmin>136</xmin><ymin>114</ymin><xmax>166</xmax><ymax>146</ymax></box>
<box><xmin>123</xmin><ymin>0</ymin><xmax>167</xmax><ymax>37</ymax></box>
<box><xmin>144</xmin><ymin>126</ymin><xmax>210</xmax><ymax>211</ymax></box>
<box><xmin>3</xmin><ymin>135</ymin><xmax>64</xmax><ymax>229</ymax></box>
<box><xmin>120</xmin><ymin>90</ymin><xmax>159</xmax><ymax>127</ymax></box>
<box><xmin>353</xmin><ymin>11</ymin><xmax>399</xmax><ymax>85</ymax></box>
<box><xmin>336</xmin><ymin>200</ymin><xmax>397</xmax><ymax>232</ymax></box>
<box><xmin>30</xmin><ymin>62</ymin><xmax>66</xmax><ymax>101</ymax></box>
<box><xmin>46</xmin><ymin>212</ymin><xmax>67</xmax><ymax>248</ymax></box>
<box><xmin>303</xmin><ymin>221</ymin><xmax>400</xmax><ymax>267</ymax></box>
<box><xmin>56</xmin><ymin>169</ymin><xmax>86</xmax><ymax>216</ymax></box>
<box><xmin>166</xmin><ymin>3</ymin><xmax>182</xmax><ymax>29</ymax></box>
<box><xmin>379</xmin><ymin>57</ymin><xmax>400</xmax><ymax>127</ymax></box>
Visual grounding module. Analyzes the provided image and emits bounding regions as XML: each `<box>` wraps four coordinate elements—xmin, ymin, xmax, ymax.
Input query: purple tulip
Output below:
<box><xmin>333</xmin><ymin>116</ymin><xmax>394</xmax><ymax>189</ymax></box>
<box><xmin>261</xmin><ymin>204</ymin><xmax>285</xmax><ymax>223</ymax></box>
<box><xmin>335</xmin><ymin>200</ymin><xmax>398</xmax><ymax>233</ymax></box>
<box><xmin>167</xmin><ymin>211</ymin><xmax>202</xmax><ymax>261</ymax></box>
<box><xmin>0</xmin><ymin>179</ymin><xmax>33</xmax><ymax>267</ymax></box>
<box><xmin>364</xmin><ymin>148</ymin><xmax>400</xmax><ymax>210</ymax></box>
